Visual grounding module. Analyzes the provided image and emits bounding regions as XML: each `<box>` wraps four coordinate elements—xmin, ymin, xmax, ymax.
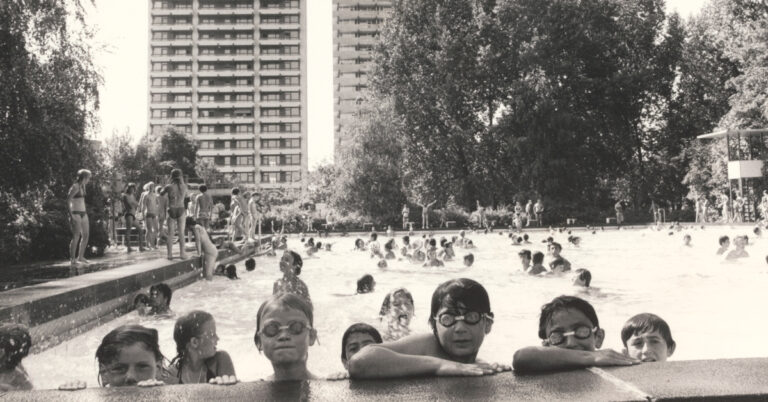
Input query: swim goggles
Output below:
<box><xmin>547</xmin><ymin>325</ymin><xmax>597</xmax><ymax>345</ymax></box>
<box><xmin>436</xmin><ymin>312</ymin><xmax>493</xmax><ymax>327</ymax></box>
<box><xmin>260</xmin><ymin>321</ymin><xmax>311</xmax><ymax>337</ymax></box>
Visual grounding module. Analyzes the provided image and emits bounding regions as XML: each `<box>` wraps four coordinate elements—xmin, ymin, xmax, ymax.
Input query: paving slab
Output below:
<box><xmin>604</xmin><ymin>358</ymin><xmax>768</xmax><ymax>401</ymax></box>
<box><xmin>0</xmin><ymin>370</ymin><xmax>644</xmax><ymax>401</ymax></box>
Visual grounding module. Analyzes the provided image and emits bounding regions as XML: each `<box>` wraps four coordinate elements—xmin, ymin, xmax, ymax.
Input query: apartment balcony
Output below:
<box><xmin>258</xmin><ymin>39</ymin><xmax>301</xmax><ymax>47</ymax></box>
<box><xmin>150</xmin><ymin>102</ymin><xmax>193</xmax><ymax>109</ymax></box>
<box><xmin>335</xmin><ymin>75</ymin><xmax>368</xmax><ymax>86</ymax></box>
<box><xmin>197</xmin><ymin>8</ymin><xmax>254</xmax><ymax>16</ymax></box>
<box><xmin>150</xmin><ymin>8</ymin><xmax>193</xmax><ymax>16</ymax></box>
<box><xmin>197</xmin><ymin>116</ymin><xmax>255</xmax><ymax>125</ymax></box>
<box><xmin>258</xmin><ymin>164</ymin><xmax>301</xmax><ymax>172</ymax></box>
<box><xmin>197</xmin><ymin>24</ymin><xmax>256</xmax><ymax>31</ymax></box>
<box><xmin>336</xmin><ymin>89</ymin><xmax>364</xmax><ymax>99</ymax></box>
<box><xmin>196</xmin><ymin>133</ymin><xmax>255</xmax><ymax>141</ymax></box>
<box><xmin>150</xmin><ymin>70</ymin><xmax>193</xmax><ymax>78</ymax></box>
<box><xmin>198</xmin><ymin>148</ymin><xmax>255</xmax><ymax>156</ymax></box>
<box><xmin>197</xmin><ymin>85</ymin><xmax>255</xmax><ymax>93</ymax></box>
<box><xmin>335</xmin><ymin>36</ymin><xmax>378</xmax><ymax>46</ymax></box>
<box><xmin>150</xmin><ymin>24</ymin><xmax>193</xmax><ymax>31</ymax></box>
<box><xmin>150</xmin><ymin>40</ymin><xmax>193</xmax><ymax>47</ymax></box>
<box><xmin>150</xmin><ymin>55</ymin><xmax>193</xmax><ymax>62</ymax></box>
<box><xmin>149</xmin><ymin>86</ymin><xmax>192</xmax><ymax>94</ymax></box>
<box><xmin>197</xmin><ymin>39</ymin><xmax>255</xmax><ymax>47</ymax></box>
<box><xmin>335</xmin><ymin>63</ymin><xmax>373</xmax><ymax>73</ymax></box>
<box><xmin>214</xmin><ymin>165</ymin><xmax>256</xmax><ymax>173</ymax></box>
<box><xmin>257</xmin><ymin>69</ymin><xmax>300</xmax><ymax>77</ymax></box>
<box><xmin>257</xmin><ymin>23</ymin><xmax>300</xmax><ymax>30</ymax></box>
<box><xmin>258</xmin><ymin>54</ymin><xmax>301</xmax><ymax>62</ymax></box>
<box><xmin>257</xmin><ymin>116</ymin><xmax>301</xmax><ymax>124</ymax></box>
<box><xmin>334</xmin><ymin>10</ymin><xmax>391</xmax><ymax>19</ymax></box>
<box><xmin>258</xmin><ymin>100</ymin><xmax>301</xmax><ymax>108</ymax></box>
<box><xmin>197</xmin><ymin>54</ymin><xmax>254</xmax><ymax>62</ymax></box>
<box><xmin>257</xmin><ymin>84</ymin><xmax>301</xmax><ymax>92</ymax></box>
<box><xmin>197</xmin><ymin>69</ymin><xmax>254</xmax><ymax>78</ymax></box>
<box><xmin>149</xmin><ymin>117</ymin><xmax>192</xmax><ymax>125</ymax></box>
<box><xmin>197</xmin><ymin>101</ymin><xmax>255</xmax><ymax>109</ymax></box>
<box><xmin>258</xmin><ymin>9</ymin><xmax>301</xmax><ymax>16</ymax></box>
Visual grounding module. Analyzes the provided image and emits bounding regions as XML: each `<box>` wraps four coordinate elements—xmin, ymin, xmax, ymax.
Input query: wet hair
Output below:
<box><xmin>286</xmin><ymin>250</ymin><xmax>303</xmax><ymax>275</ymax></box>
<box><xmin>150</xmin><ymin>283</ymin><xmax>172</xmax><ymax>305</ymax></box>
<box><xmin>215</xmin><ymin>264</ymin><xmax>226</xmax><ymax>274</ymax></box>
<box><xmin>620</xmin><ymin>313</ymin><xmax>675</xmax><ymax>349</ymax></box>
<box><xmin>226</xmin><ymin>264</ymin><xmax>237</xmax><ymax>279</ymax></box>
<box><xmin>171</xmin><ymin>311</ymin><xmax>214</xmax><ymax>370</ymax></box>
<box><xmin>377</xmin><ymin>259</ymin><xmax>388</xmax><ymax>268</ymax></box>
<box><xmin>753</xmin><ymin>227</ymin><xmax>762</xmax><ymax>236</ymax></box>
<box><xmin>231</xmin><ymin>187</ymin><xmax>240</xmax><ymax>195</ymax></box>
<box><xmin>307</xmin><ymin>238</ymin><xmax>315</xmax><ymax>247</ymax></box>
<box><xmin>384</xmin><ymin>239</ymin><xmax>395</xmax><ymax>251</ymax></box>
<box><xmin>402</xmin><ymin>235</ymin><xmax>410</xmax><ymax>245</ymax></box>
<box><xmin>538</xmin><ymin>295</ymin><xmax>599</xmax><ymax>340</ymax></box>
<box><xmin>463</xmin><ymin>253</ymin><xmax>474</xmax><ymax>266</ymax></box>
<box><xmin>429</xmin><ymin>238</ymin><xmax>437</xmax><ymax>247</ymax></box>
<box><xmin>516</xmin><ymin>236</ymin><xmax>523</xmax><ymax>244</ymax></box>
<box><xmin>133</xmin><ymin>293</ymin><xmax>150</xmax><ymax>308</ymax></box>
<box><xmin>379</xmin><ymin>288</ymin><xmax>414</xmax><ymax>316</ymax></box>
<box><xmin>440</xmin><ymin>238</ymin><xmax>447</xmax><ymax>247</ymax></box>
<box><xmin>255</xmin><ymin>293</ymin><xmax>314</xmax><ymax>345</ymax></box>
<box><xmin>354</xmin><ymin>238</ymin><xmax>364</xmax><ymax>249</ymax></box>
<box><xmin>573</xmin><ymin>268</ymin><xmax>592</xmax><ymax>287</ymax></box>
<box><xmin>523</xmin><ymin>234</ymin><xmax>529</xmax><ymax>241</ymax></box>
<box><xmin>95</xmin><ymin>325</ymin><xmax>164</xmax><ymax>383</ymax></box>
<box><xmin>245</xmin><ymin>258</ymin><xmax>256</xmax><ymax>271</ymax></box>
<box><xmin>341</xmin><ymin>323</ymin><xmax>382</xmax><ymax>361</ymax></box>
<box><xmin>518</xmin><ymin>249</ymin><xmax>532</xmax><ymax>260</ymax></box>
<box><xmin>0</xmin><ymin>324</ymin><xmax>31</xmax><ymax>370</ymax></box>
<box><xmin>428</xmin><ymin>278</ymin><xmax>492</xmax><ymax>333</ymax></box>
<box><xmin>532</xmin><ymin>251</ymin><xmax>544</xmax><ymax>264</ymax></box>
<box><xmin>77</xmin><ymin>169</ymin><xmax>92</xmax><ymax>182</ymax></box>
<box><xmin>370</xmin><ymin>233</ymin><xmax>378</xmax><ymax>241</ymax></box>
<box><xmin>199</xmin><ymin>185</ymin><xmax>207</xmax><ymax>193</ymax></box>
<box><xmin>356</xmin><ymin>274</ymin><xmax>375</xmax><ymax>293</ymax></box>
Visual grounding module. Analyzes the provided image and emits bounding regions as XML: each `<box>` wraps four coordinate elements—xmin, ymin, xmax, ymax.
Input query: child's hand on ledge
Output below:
<box><xmin>475</xmin><ymin>360</ymin><xmax>512</xmax><ymax>373</ymax></box>
<box><xmin>58</xmin><ymin>380</ymin><xmax>87</xmax><ymax>391</ymax></box>
<box><xmin>592</xmin><ymin>349</ymin><xmax>640</xmax><ymax>366</ymax></box>
<box><xmin>137</xmin><ymin>379</ymin><xmax>165</xmax><ymax>387</ymax></box>
<box><xmin>326</xmin><ymin>371</ymin><xmax>350</xmax><ymax>381</ymax></box>
<box><xmin>436</xmin><ymin>361</ymin><xmax>494</xmax><ymax>377</ymax></box>
<box><xmin>208</xmin><ymin>375</ymin><xmax>238</xmax><ymax>385</ymax></box>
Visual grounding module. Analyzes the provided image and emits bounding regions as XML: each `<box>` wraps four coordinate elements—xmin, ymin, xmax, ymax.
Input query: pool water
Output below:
<box><xmin>25</xmin><ymin>227</ymin><xmax>768</xmax><ymax>389</ymax></box>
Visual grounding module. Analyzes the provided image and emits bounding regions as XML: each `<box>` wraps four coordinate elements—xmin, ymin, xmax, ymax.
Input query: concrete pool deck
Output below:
<box><xmin>6</xmin><ymin>358</ymin><xmax>768</xmax><ymax>401</ymax></box>
<box><xmin>0</xmin><ymin>239</ymin><xmax>262</xmax><ymax>353</ymax></box>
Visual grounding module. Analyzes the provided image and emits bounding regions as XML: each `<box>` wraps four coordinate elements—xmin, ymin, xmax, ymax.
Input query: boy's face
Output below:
<box><xmin>721</xmin><ymin>239</ymin><xmax>730</xmax><ymax>248</ymax></box>
<box><xmin>99</xmin><ymin>343</ymin><xmax>159</xmax><ymax>387</ymax></box>
<box><xmin>572</xmin><ymin>274</ymin><xmax>587</xmax><ymax>287</ymax></box>
<box><xmin>623</xmin><ymin>330</ymin><xmax>674</xmax><ymax>362</ymax></box>
<box><xmin>543</xmin><ymin>308</ymin><xmax>604</xmax><ymax>351</ymax></box>
<box><xmin>519</xmin><ymin>255</ymin><xmax>531</xmax><ymax>268</ymax></box>
<box><xmin>434</xmin><ymin>301</ymin><xmax>491</xmax><ymax>360</ymax></box>
<box><xmin>388</xmin><ymin>291</ymin><xmax>414</xmax><ymax>326</ymax></box>
<box><xmin>257</xmin><ymin>306</ymin><xmax>315</xmax><ymax>365</ymax></box>
<box><xmin>342</xmin><ymin>332</ymin><xmax>379</xmax><ymax>369</ymax></box>
<box><xmin>150</xmin><ymin>290</ymin><xmax>168</xmax><ymax>308</ymax></box>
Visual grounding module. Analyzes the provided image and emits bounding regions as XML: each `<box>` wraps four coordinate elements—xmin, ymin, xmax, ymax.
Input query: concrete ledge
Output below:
<box><xmin>7</xmin><ymin>358</ymin><xmax>768</xmax><ymax>401</ymax></box>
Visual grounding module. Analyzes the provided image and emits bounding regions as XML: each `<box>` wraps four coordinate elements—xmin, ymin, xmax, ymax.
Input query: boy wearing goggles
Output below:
<box><xmin>513</xmin><ymin>295</ymin><xmax>639</xmax><ymax>373</ymax></box>
<box><xmin>349</xmin><ymin>278</ymin><xmax>510</xmax><ymax>379</ymax></box>
<box><xmin>254</xmin><ymin>293</ymin><xmax>318</xmax><ymax>381</ymax></box>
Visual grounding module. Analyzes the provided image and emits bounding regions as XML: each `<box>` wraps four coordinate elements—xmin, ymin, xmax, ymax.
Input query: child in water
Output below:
<box><xmin>273</xmin><ymin>250</ymin><xmax>311</xmax><ymax>301</ymax></box>
<box><xmin>169</xmin><ymin>311</ymin><xmax>236</xmax><ymax>384</ymax></box>
<box><xmin>59</xmin><ymin>325</ymin><xmax>168</xmax><ymax>390</ymax></box>
<box><xmin>254</xmin><ymin>293</ymin><xmax>318</xmax><ymax>381</ymax></box>
<box><xmin>379</xmin><ymin>288</ymin><xmax>415</xmax><ymax>342</ymax></box>
<box><xmin>620</xmin><ymin>313</ymin><xmax>675</xmax><ymax>362</ymax></box>
<box><xmin>357</xmin><ymin>274</ymin><xmax>376</xmax><ymax>294</ymax></box>
<box><xmin>350</xmin><ymin>278</ymin><xmax>510</xmax><ymax>378</ymax></box>
<box><xmin>186</xmin><ymin>217</ymin><xmax>219</xmax><ymax>280</ymax></box>
<box><xmin>463</xmin><ymin>253</ymin><xmax>474</xmax><ymax>267</ymax></box>
<box><xmin>716</xmin><ymin>236</ymin><xmax>730</xmax><ymax>255</ymax></box>
<box><xmin>572</xmin><ymin>269</ymin><xmax>592</xmax><ymax>288</ymax></box>
<box><xmin>512</xmin><ymin>296</ymin><xmax>639</xmax><ymax>373</ymax></box>
<box><xmin>0</xmin><ymin>324</ymin><xmax>33</xmax><ymax>391</ymax></box>
<box><xmin>133</xmin><ymin>294</ymin><xmax>151</xmax><ymax>316</ymax></box>
<box><xmin>548</xmin><ymin>243</ymin><xmax>571</xmax><ymax>272</ymax></box>
<box><xmin>726</xmin><ymin>236</ymin><xmax>749</xmax><ymax>260</ymax></box>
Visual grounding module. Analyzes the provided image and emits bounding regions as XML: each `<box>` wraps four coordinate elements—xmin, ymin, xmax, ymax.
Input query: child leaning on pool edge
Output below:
<box><xmin>348</xmin><ymin>278</ymin><xmax>511</xmax><ymax>379</ymax></box>
<box><xmin>621</xmin><ymin>313</ymin><xmax>675</xmax><ymax>362</ymax></box>
<box><xmin>512</xmin><ymin>295</ymin><xmax>639</xmax><ymax>373</ymax></box>
<box><xmin>168</xmin><ymin>311</ymin><xmax>237</xmax><ymax>385</ymax></box>
<box><xmin>254</xmin><ymin>293</ymin><xmax>318</xmax><ymax>381</ymax></box>
<box><xmin>0</xmin><ymin>324</ymin><xmax>33</xmax><ymax>391</ymax></box>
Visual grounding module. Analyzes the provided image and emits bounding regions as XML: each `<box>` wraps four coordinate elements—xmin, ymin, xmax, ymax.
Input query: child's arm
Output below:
<box><xmin>348</xmin><ymin>334</ymin><xmax>494</xmax><ymax>379</ymax></box>
<box><xmin>512</xmin><ymin>346</ymin><xmax>639</xmax><ymax>373</ymax></box>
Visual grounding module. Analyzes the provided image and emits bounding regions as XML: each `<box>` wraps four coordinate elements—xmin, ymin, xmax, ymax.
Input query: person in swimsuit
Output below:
<box><xmin>162</xmin><ymin>169</ymin><xmax>188</xmax><ymax>260</ymax></box>
<box><xmin>169</xmin><ymin>311</ymin><xmax>236</xmax><ymax>385</ymax></box>
<box><xmin>67</xmin><ymin>169</ymin><xmax>91</xmax><ymax>265</ymax></box>
<box><xmin>402</xmin><ymin>204</ymin><xmax>410</xmax><ymax>230</ymax></box>
<box><xmin>186</xmin><ymin>217</ymin><xmax>218</xmax><ymax>280</ymax></box>
<box><xmin>249</xmin><ymin>192</ymin><xmax>264</xmax><ymax>242</ymax></box>
<box><xmin>156</xmin><ymin>185</ymin><xmax>168</xmax><ymax>245</ymax></box>
<box><xmin>122</xmin><ymin>183</ymin><xmax>145</xmax><ymax>253</ymax></box>
<box><xmin>418</xmin><ymin>200</ymin><xmax>437</xmax><ymax>229</ymax></box>
<box><xmin>229</xmin><ymin>188</ymin><xmax>247</xmax><ymax>242</ymax></box>
<box><xmin>272</xmin><ymin>250</ymin><xmax>311</xmax><ymax>302</ymax></box>
<box><xmin>194</xmin><ymin>185</ymin><xmax>214</xmax><ymax>231</ymax></box>
<box><xmin>140</xmin><ymin>182</ymin><xmax>160</xmax><ymax>250</ymax></box>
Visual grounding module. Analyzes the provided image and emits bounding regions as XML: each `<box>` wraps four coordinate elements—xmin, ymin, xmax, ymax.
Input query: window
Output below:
<box><xmin>174</xmin><ymin>63</ymin><xmax>191</xmax><ymax>71</ymax></box>
<box><xmin>174</xmin><ymin>32</ymin><xmax>192</xmax><ymax>40</ymax></box>
<box><xmin>236</xmin><ymin>78</ymin><xmax>253</xmax><ymax>86</ymax></box>
<box><xmin>236</xmin><ymin>124</ymin><xmax>253</xmax><ymax>133</ymax></box>
<box><xmin>174</xmin><ymin>17</ymin><xmax>190</xmax><ymax>25</ymax></box>
<box><xmin>283</xmin><ymin>154</ymin><xmax>301</xmax><ymax>165</ymax></box>
<box><xmin>260</xmin><ymin>0</ymin><xmax>299</xmax><ymax>9</ymax></box>
<box><xmin>235</xmin><ymin>140</ymin><xmax>253</xmax><ymax>149</ymax></box>
<box><xmin>260</xmin><ymin>137</ymin><xmax>301</xmax><ymax>148</ymax></box>
<box><xmin>152</xmin><ymin>32</ymin><xmax>170</xmax><ymax>40</ymax></box>
<box><xmin>198</xmin><ymin>125</ymin><xmax>215</xmax><ymax>133</ymax></box>
<box><xmin>175</xmin><ymin>94</ymin><xmax>191</xmax><ymax>102</ymax></box>
<box><xmin>260</xmin><ymin>30</ymin><xmax>299</xmax><ymax>40</ymax></box>
<box><xmin>174</xmin><ymin>79</ymin><xmax>189</xmax><ymax>87</ymax></box>
<box><xmin>235</xmin><ymin>94</ymin><xmax>253</xmax><ymax>101</ymax></box>
<box><xmin>151</xmin><ymin>109</ymin><xmax>169</xmax><ymax>118</ymax></box>
<box><xmin>152</xmin><ymin>93</ymin><xmax>170</xmax><ymax>102</ymax></box>
<box><xmin>173</xmin><ymin>109</ymin><xmax>191</xmax><ymax>118</ymax></box>
<box><xmin>236</xmin><ymin>47</ymin><xmax>253</xmax><ymax>55</ymax></box>
<box><xmin>260</xmin><ymin>14</ymin><xmax>299</xmax><ymax>24</ymax></box>
<box><xmin>152</xmin><ymin>47</ymin><xmax>169</xmax><ymax>55</ymax></box>
<box><xmin>235</xmin><ymin>32</ymin><xmax>253</xmax><ymax>39</ymax></box>
<box><xmin>153</xmin><ymin>16</ymin><xmax>169</xmax><ymax>24</ymax></box>
<box><xmin>261</xmin><ymin>155</ymin><xmax>279</xmax><ymax>166</ymax></box>
<box><xmin>261</xmin><ymin>172</ymin><xmax>279</xmax><ymax>183</ymax></box>
<box><xmin>260</xmin><ymin>123</ymin><xmax>300</xmax><ymax>133</ymax></box>
<box><xmin>173</xmin><ymin>48</ymin><xmax>191</xmax><ymax>55</ymax></box>
<box><xmin>236</xmin><ymin>63</ymin><xmax>251</xmax><ymax>70</ymax></box>
<box><xmin>234</xmin><ymin>173</ymin><xmax>254</xmax><ymax>183</ymax></box>
<box><xmin>234</xmin><ymin>109</ymin><xmax>253</xmax><ymax>117</ymax></box>
<box><xmin>236</xmin><ymin>156</ymin><xmax>254</xmax><ymax>166</ymax></box>
<box><xmin>152</xmin><ymin>78</ymin><xmax>169</xmax><ymax>87</ymax></box>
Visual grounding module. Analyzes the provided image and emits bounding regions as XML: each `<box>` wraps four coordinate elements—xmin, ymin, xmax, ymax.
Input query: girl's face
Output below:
<box><xmin>257</xmin><ymin>306</ymin><xmax>315</xmax><ymax>366</ymax></box>
<box><xmin>99</xmin><ymin>343</ymin><xmax>159</xmax><ymax>387</ymax></box>
<box><xmin>279</xmin><ymin>252</ymin><xmax>294</xmax><ymax>275</ymax></box>
<box><xmin>389</xmin><ymin>291</ymin><xmax>414</xmax><ymax>326</ymax></box>
<box><xmin>193</xmin><ymin>319</ymin><xmax>219</xmax><ymax>359</ymax></box>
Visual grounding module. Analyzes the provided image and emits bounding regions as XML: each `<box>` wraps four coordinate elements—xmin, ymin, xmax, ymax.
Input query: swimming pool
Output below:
<box><xmin>24</xmin><ymin>227</ymin><xmax>768</xmax><ymax>389</ymax></box>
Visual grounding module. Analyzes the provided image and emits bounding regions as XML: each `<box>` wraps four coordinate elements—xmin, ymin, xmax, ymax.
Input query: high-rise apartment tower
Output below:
<box><xmin>332</xmin><ymin>0</ymin><xmax>392</xmax><ymax>160</ymax></box>
<box><xmin>148</xmin><ymin>0</ymin><xmax>307</xmax><ymax>196</ymax></box>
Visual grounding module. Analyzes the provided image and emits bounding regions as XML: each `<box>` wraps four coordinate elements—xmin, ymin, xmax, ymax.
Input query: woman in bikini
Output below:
<box><xmin>67</xmin><ymin>169</ymin><xmax>91</xmax><ymax>265</ymax></box>
<box><xmin>162</xmin><ymin>169</ymin><xmax>188</xmax><ymax>260</ymax></box>
<box><xmin>122</xmin><ymin>183</ymin><xmax>145</xmax><ymax>253</ymax></box>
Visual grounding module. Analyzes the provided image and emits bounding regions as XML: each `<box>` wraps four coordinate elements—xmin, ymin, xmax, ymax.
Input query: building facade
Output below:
<box><xmin>148</xmin><ymin>0</ymin><xmax>307</xmax><ymax>196</ymax></box>
<box><xmin>332</xmin><ymin>0</ymin><xmax>391</xmax><ymax>160</ymax></box>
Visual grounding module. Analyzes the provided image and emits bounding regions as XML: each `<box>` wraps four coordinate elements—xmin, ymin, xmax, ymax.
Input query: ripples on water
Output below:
<box><xmin>25</xmin><ymin>227</ymin><xmax>768</xmax><ymax>389</ymax></box>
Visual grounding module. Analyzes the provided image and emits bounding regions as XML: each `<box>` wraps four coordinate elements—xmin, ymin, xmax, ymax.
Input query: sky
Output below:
<box><xmin>87</xmin><ymin>0</ymin><xmax>707</xmax><ymax>170</ymax></box>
